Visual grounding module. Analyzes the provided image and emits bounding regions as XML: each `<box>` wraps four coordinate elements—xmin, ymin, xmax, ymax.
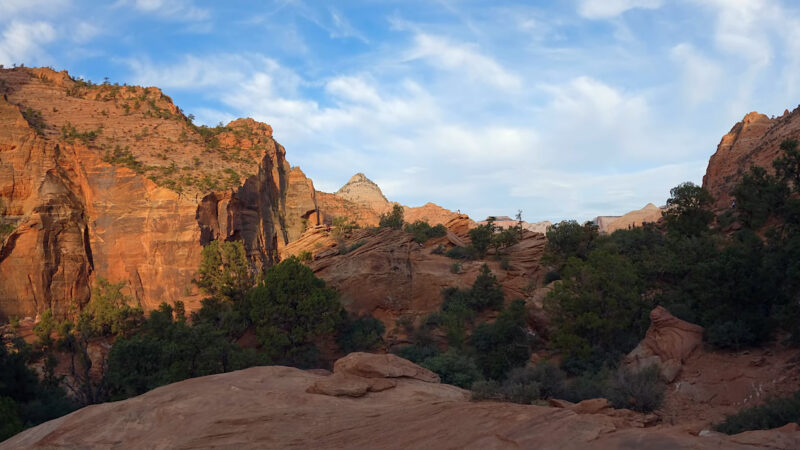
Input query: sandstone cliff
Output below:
<box><xmin>0</xmin><ymin>67</ymin><xmax>317</xmax><ymax>318</ymax></box>
<box><xmin>595</xmin><ymin>203</ymin><xmax>663</xmax><ymax>233</ymax></box>
<box><xmin>703</xmin><ymin>108</ymin><xmax>800</xmax><ymax>211</ymax></box>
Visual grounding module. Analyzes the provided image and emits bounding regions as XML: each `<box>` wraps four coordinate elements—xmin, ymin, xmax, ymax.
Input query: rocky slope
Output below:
<box><xmin>282</xmin><ymin>215</ymin><xmax>547</xmax><ymax>342</ymax></box>
<box><xmin>4</xmin><ymin>353</ymin><xmax>798</xmax><ymax>449</ymax></box>
<box><xmin>703</xmin><ymin>107</ymin><xmax>800</xmax><ymax>211</ymax></box>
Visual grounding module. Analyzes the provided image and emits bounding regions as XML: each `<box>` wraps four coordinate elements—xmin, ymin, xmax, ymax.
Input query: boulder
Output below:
<box><xmin>625</xmin><ymin>306</ymin><xmax>703</xmax><ymax>382</ymax></box>
<box><xmin>571</xmin><ymin>398</ymin><xmax>611</xmax><ymax>414</ymax></box>
<box><xmin>333</xmin><ymin>352</ymin><xmax>440</xmax><ymax>383</ymax></box>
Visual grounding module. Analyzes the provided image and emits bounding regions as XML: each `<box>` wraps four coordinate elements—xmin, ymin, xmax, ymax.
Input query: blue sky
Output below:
<box><xmin>2</xmin><ymin>0</ymin><xmax>800</xmax><ymax>222</ymax></box>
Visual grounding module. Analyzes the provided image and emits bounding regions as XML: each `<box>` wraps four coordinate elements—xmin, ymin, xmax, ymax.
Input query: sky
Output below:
<box><xmin>2</xmin><ymin>0</ymin><xmax>800</xmax><ymax>222</ymax></box>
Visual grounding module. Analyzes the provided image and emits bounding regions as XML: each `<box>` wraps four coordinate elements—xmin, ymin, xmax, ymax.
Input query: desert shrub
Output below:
<box><xmin>544</xmin><ymin>270</ymin><xmax>561</xmax><ymax>283</ymax></box>
<box><xmin>470</xmin><ymin>363</ymin><xmax>564</xmax><ymax>404</ymax></box>
<box><xmin>331</xmin><ymin>216</ymin><xmax>359</xmax><ymax>240</ymax></box>
<box><xmin>606</xmin><ymin>365</ymin><xmax>664</xmax><ymax>413</ymax></box>
<box><xmin>663</xmin><ymin>182</ymin><xmax>714</xmax><ymax>236</ymax></box>
<box><xmin>471</xmin><ymin>300</ymin><xmax>532</xmax><ymax>379</ymax></box>
<box><xmin>450</xmin><ymin>262</ymin><xmax>462</xmax><ymax>274</ymax></box>
<box><xmin>542</xmin><ymin>220</ymin><xmax>598</xmax><ymax>268</ymax></box>
<box><xmin>404</xmin><ymin>220</ymin><xmax>447</xmax><ymax>243</ymax></box>
<box><xmin>338</xmin><ymin>240</ymin><xmax>366</xmax><ymax>255</ymax></box>
<box><xmin>81</xmin><ymin>278</ymin><xmax>144</xmax><ymax>337</ymax></box>
<box><xmin>337</xmin><ymin>314</ymin><xmax>385</xmax><ymax>353</ymax></box>
<box><xmin>561</xmin><ymin>370</ymin><xmax>611</xmax><ymax>403</ymax></box>
<box><xmin>0</xmin><ymin>335</ymin><xmax>76</xmax><ymax>441</ymax></box>
<box><xmin>393</xmin><ymin>344</ymin><xmax>440</xmax><ymax>364</ymax></box>
<box><xmin>195</xmin><ymin>240</ymin><xmax>254</xmax><ymax>302</ymax></box>
<box><xmin>432</xmin><ymin>244</ymin><xmax>446</xmax><ymax>255</ymax></box>
<box><xmin>468</xmin><ymin>220</ymin><xmax>495</xmax><ymax>257</ymax></box>
<box><xmin>379</xmin><ymin>204</ymin><xmax>404</xmax><ymax>230</ymax></box>
<box><xmin>544</xmin><ymin>250</ymin><xmax>649</xmax><ymax>374</ymax></box>
<box><xmin>106</xmin><ymin>302</ymin><xmax>267</xmax><ymax>400</ymax></box>
<box><xmin>733</xmin><ymin>166</ymin><xmax>788</xmax><ymax>229</ymax></box>
<box><xmin>298</xmin><ymin>250</ymin><xmax>312</xmax><ymax>262</ymax></box>
<box><xmin>441</xmin><ymin>264</ymin><xmax>504</xmax><ymax>314</ymax></box>
<box><xmin>500</xmin><ymin>256</ymin><xmax>511</xmax><ymax>270</ymax></box>
<box><xmin>420</xmin><ymin>349</ymin><xmax>482</xmax><ymax>389</ymax></box>
<box><xmin>61</xmin><ymin>121</ymin><xmax>101</xmax><ymax>144</ymax></box>
<box><xmin>715</xmin><ymin>391</ymin><xmax>800</xmax><ymax>435</ymax></box>
<box><xmin>244</xmin><ymin>257</ymin><xmax>344</xmax><ymax>364</ymax></box>
<box><xmin>21</xmin><ymin>107</ymin><xmax>46</xmax><ymax>135</ymax></box>
<box><xmin>445</xmin><ymin>245</ymin><xmax>477</xmax><ymax>260</ymax></box>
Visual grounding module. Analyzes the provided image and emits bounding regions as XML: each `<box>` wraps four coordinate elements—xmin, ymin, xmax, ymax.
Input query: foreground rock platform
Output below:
<box><xmin>3</xmin><ymin>362</ymin><xmax>798</xmax><ymax>449</ymax></box>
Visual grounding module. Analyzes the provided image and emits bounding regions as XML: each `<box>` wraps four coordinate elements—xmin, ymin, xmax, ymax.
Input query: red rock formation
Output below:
<box><xmin>5</xmin><ymin>362</ymin><xmax>799</xmax><ymax>449</ymax></box>
<box><xmin>703</xmin><ymin>108</ymin><xmax>800</xmax><ymax>211</ymax></box>
<box><xmin>596</xmin><ymin>203</ymin><xmax>663</xmax><ymax>233</ymax></box>
<box><xmin>625</xmin><ymin>306</ymin><xmax>703</xmax><ymax>382</ymax></box>
<box><xmin>0</xmin><ymin>67</ymin><xmax>317</xmax><ymax>318</ymax></box>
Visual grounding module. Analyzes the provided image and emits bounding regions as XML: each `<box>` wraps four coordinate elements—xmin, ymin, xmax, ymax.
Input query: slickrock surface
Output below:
<box><xmin>4</xmin><ymin>361</ymin><xmax>798</xmax><ymax>449</ymax></box>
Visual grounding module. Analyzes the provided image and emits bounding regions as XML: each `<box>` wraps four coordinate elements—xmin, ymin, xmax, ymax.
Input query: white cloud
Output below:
<box><xmin>0</xmin><ymin>0</ymin><xmax>70</xmax><ymax>19</ymax></box>
<box><xmin>578</xmin><ymin>0</ymin><xmax>662</xmax><ymax>19</ymax></box>
<box><xmin>115</xmin><ymin>0</ymin><xmax>209</xmax><ymax>21</ymax></box>
<box><xmin>0</xmin><ymin>21</ymin><xmax>57</xmax><ymax>67</ymax></box>
<box><xmin>328</xmin><ymin>8</ymin><xmax>368</xmax><ymax>43</ymax></box>
<box><xmin>405</xmin><ymin>33</ymin><xmax>521</xmax><ymax>91</ymax></box>
<box><xmin>670</xmin><ymin>43</ymin><xmax>723</xmax><ymax>105</ymax></box>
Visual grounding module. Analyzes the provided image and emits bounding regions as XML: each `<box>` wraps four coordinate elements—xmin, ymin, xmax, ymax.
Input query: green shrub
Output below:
<box><xmin>500</xmin><ymin>256</ymin><xmax>511</xmax><ymax>270</ymax></box>
<box><xmin>195</xmin><ymin>240</ymin><xmax>254</xmax><ymax>302</ymax></box>
<box><xmin>379</xmin><ymin>204</ymin><xmax>404</xmax><ymax>230</ymax></box>
<box><xmin>663</xmin><ymin>182</ymin><xmax>714</xmax><ymax>236</ymax></box>
<box><xmin>298</xmin><ymin>250</ymin><xmax>312</xmax><ymax>262</ymax></box>
<box><xmin>544</xmin><ymin>250</ymin><xmax>649</xmax><ymax>374</ymax></box>
<box><xmin>420</xmin><ymin>350</ymin><xmax>482</xmax><ymax>389</ymax></box>
<box><xmin>337</xmin><ymin>315</ymin><xmax>385</xmax><ymax>354</ymax></box>
<box><xmin>20</xmin><ymin>107</ymin><xmax>46</xmax><ymax>135</ymax></box>
<box><xmin>715</xmin><ymin>391</ymin><xmax>800</xmax><ymax>435</ymax></box>
<box><xmin>432</xmin><ymin>244</ymin><xmax>446</xmax><ymax>255</ymax></box>
<box><xmin>542</xmin><ymin>220</ymin><xmax>598</xmax><ymax>268</ymax></box>
<box><xmin>606</xmin><ymin>365</ymin><xmax>664</xmax><ymax>413</ymax></box>
<box><xmin>468</xmin><ymin>220</ymin><xmax>495</xmax><ymax>257</ymax></box>
<box><xmin>544</xmin><ymin>270</ymin><xmax>561</xmax><ymax>283</ymax></box>
<box><xmin>445</xmin><ymin>246</ymin><xmax>477</xmax><ymax>260</ymax></box>
<box><xmin>404</xmin><ymin>220</ymin><xmax>447</xmax><ymax>243</ymax></box>
<box><xmin>471</xmin><ymin>299</ymin><xmax>531</xmax><ymax>380</ymax></box>
<box><xmin>450</xmin><ymin>263</ymin><xmax>462</xmax><ymax>274</ymax></box>
<box><xmin>470</xmin><ymin>363</ymin><xmax>565</xmax><ymax>404</ymax></box>
<box><xmin>245</xmin><ymin>257</ymin><xmax>344</xmax><ymax>364</ymax></box>
<box><xmin>392</xmin><ymin>344</ymin><xmax>440</xmax><ymax>364</ymax></box>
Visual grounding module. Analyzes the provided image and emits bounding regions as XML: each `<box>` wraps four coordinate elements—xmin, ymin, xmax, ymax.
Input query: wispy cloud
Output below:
<box><xmin>405</xmin><ymin>33</ymin><xmax>521</xmax><ymax>91</ymax></box>
<box><xmin>115</xmin><ymin>0</ymin><xmax>209</xmax><ymax>21</ymax></box>
<box><xmin>0</xmin><ymin>21</ymin><xmax>57</xmax><ymax>66</ymax></box>
<box><xmin>577</xmin><ymin>0</ymin><xmax>663</xmax><ymax>19</ymax></box>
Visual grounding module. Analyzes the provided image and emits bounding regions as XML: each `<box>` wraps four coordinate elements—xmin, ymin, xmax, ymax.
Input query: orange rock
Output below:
<box><xmin>333</xmin><ymin>352</ymin><xmax>440</xmax><ymax>383</ymax></box>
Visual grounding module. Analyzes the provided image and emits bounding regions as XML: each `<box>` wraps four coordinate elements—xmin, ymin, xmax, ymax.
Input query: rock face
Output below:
<box><xmin>596</xmin><ymin>203</ymin><xmax>663</xmax><ymax>233</ymax></box>
<box><xmin>703</xmin><ymin>108</ymin><xmax>800</xmax><ymax>211</ymax></box>
<box><xmin>0</xmin><ymin>67</ymin><xmax>319</xmax><ymax>318</ymax></box>
<box><xmin>334</xmin><ymin>173</ymin><xmax>391</xmax><ymax>213</ymax></box>
<box><xmin>282</xmin><ymin>219</ymin><xmax>547</xmax><ymax>340</ymax></box>
<box><xmin>625</xmin><ymin>306</ymin><xmax>704</xmax><ymax>382</ymax></box>
<box><xmin>478</xmin><ymin>216</ymin><xmax>552</xmax><ymax>234</ymax></box>
<box><xmin>5</xmin><ymin>361</ymin><xmax>799</xmax><ymax>449</ymax></box>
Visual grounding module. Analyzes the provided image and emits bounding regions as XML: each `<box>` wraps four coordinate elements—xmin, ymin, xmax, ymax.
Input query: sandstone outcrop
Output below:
<box><xmin>5</xmin><ymin>362</ymin><xmax>799</xmax><ymax>449</ymax></box>
<box><xmin>478</xmin><ymin>216</ymin><xmax>552</xmax><ymax>234</ymax></box>
<box><xmin>282</xmin><ymin>223</ymin><xmax>546</xmax><ymax>337</ymax></box>
<box><xmin>333</xmin><ymin>352</ymin><xmax>440</xmax><ymax>382</ymax></box>
<box><xmin>625</xmin><ymin>306</ymin><xmax>704</xmax><ymax>382</ymax></box>
<box><xmin>0</xmin><ymin>68</ymin><xmax>460</xmax><ymax>320</ymax></box>
<box><xmin>596</xmin><ymin>203</ymin><xmax>663</xmax><ymax>233</ymax></box>
<box><xmin>0</xmin><ymin>67</ymin><xmax>326</xmax><ymax>318</ymax></box>
<box><xmin>703</xmin><ymin>108</ymin><xmax>800</xmax><ymax>211</ymax></box>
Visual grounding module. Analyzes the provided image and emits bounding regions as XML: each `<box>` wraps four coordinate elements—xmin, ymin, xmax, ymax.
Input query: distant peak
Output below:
<box><xmin>347</xmin><ymin>172</ymin><xmax>370</xmax><ymax>183</ymax></box>
<box><xmin>335</xmin><ymin>173</ymin><xmax>389</xmax><ymax>206</ymax></box>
